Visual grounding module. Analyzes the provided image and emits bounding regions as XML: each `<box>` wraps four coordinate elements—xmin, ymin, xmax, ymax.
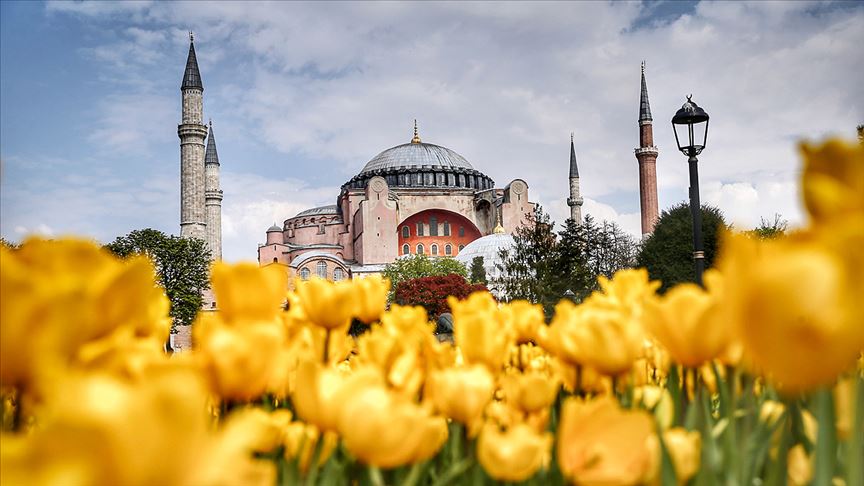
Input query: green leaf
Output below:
<box><xmin>813</xmin><ymin>388</ymin><xmax>837</xmax><ymax>486</ymax></box>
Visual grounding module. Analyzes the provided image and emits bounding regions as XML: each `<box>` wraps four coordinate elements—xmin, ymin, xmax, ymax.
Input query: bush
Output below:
<box><xmin>394</xmin><ymin>274</ymin><xmax>487</xmax><ymax>318</ymax></box>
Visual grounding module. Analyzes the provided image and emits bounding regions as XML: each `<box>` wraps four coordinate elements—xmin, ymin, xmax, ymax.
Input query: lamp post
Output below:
<box><xmin>671</xmin><ymin>95</ymin><xmax>710</xmax><ymax>286</ymax></box>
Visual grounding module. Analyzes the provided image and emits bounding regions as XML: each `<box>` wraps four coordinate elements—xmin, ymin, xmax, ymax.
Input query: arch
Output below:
<box><xmin>445</xmin><ymin>244</ymin><xmax>452</xmax><ymax>256</ymax></box>
<box><xmin>316</xmin><ymin>261</ymin><xmax>327</xmax><ymax>279</ymax></box>
<box><xmin>401</xmin><ymin>226</ymin><xmax>410</xmax><ymax>238</ymax></box>
<box><xmin>397</xmin><ymin>209</ymin><xmax>482</xmax><ymax>261</ymax></box>
<box><xmin>333</xmin><ymin>267</ymin><xmax>344</xmax><ymax>281</ymax></box>
<box><xmin>416</xmin><ymin>243</ymin><xmax>424</xmax><ymax>255</ymax></box>
<box><xmin>402</xmin><ymin>243</ymin><xmax>410</xmax><ymax>255</ymax></box>
<box><xmin>431</xmin><ymin>244</ymin><xmax>438</xmax><ymax>256</ymax></box>
<box><xmin>300</xmin><ymin>268</ymin><xmax>310</xmax><ymax>280</ymax></box>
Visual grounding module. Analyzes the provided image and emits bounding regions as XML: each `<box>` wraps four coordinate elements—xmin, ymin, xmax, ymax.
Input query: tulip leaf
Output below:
<box><xmin>847</xmin><ymin>376</ymin><xmax>864</xmax><ymax>486</ymax></box>
<box><xmin>812</xmin><ymin>388</ymin><xmax>836</xmax><ymax>486</ymax></box>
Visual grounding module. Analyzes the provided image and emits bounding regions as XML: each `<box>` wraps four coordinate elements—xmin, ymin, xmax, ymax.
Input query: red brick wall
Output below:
<box><xmin>397</xmin><ymin>209</ymin><xmax>481</xmax><ymax>258</ymax></box>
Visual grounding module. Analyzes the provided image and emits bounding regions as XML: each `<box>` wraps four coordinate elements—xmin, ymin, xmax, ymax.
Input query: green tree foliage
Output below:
<box><xmin>381</xmin><ymin>254</ymin><xmax>467</xmax><ymax>300</ymax></box>
<box><xmin>0</xmin><ymin>237</ymin><xmax>19</xmax><ymax>250</ymax></box>
<box><xmin>469</xmin><ymin>256</ymin><xmax>487</xmax><ymax>285</ymax></box>
<box><xmin>636</xmin><ymin>202</ymin><xmax>727</xmax><ymax>293</ymax></box>
<box><xmin>495</xmin><ymin>206</ymin><xmax>562</xmax><ymax>317</ymax></box>
<box><xmin>105</xmin><ymin>229</ymin><xmax>211</xmax><ymax>329</ymax></box>
<box><xmin>747</xmin><ymin>214</ymin><xmax>788</xmax><ymax>240</ymax></box>
<box><xmin>563</xmin><ymin>215</ymin><xmax>638</xmax><ymax>291</ymax></box>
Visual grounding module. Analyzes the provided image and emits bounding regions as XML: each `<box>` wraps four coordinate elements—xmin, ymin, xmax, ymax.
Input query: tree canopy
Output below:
<box><xmin>495</xmin><ymin>207</ymin><xmax>637</xmax><ymax>318</ymax></box>
<box><xmin>469</xmin><ymin>256</ymin><xmax>488</xmax><ymax>285</ymax></box>
<box><xmin>381</xmin><ymin>254</ymin><xmax>467</xmax><ymax>296</ymax></box>
<box><xmin>105</xmin><ymin>229</ymin><xmax>211</xmax><ymax>329</ymax></box>
<box><xmin>394</xmin><ymin>274</ymin><xmax>486</xmax><ymax>319</ymax></box>
<box><xmin>636</xmin><ymin>202</ymin><xmax>727</xmax><ymax>293</ymax></box>
<box><xmin>747</xmin><ymin>215</ymin><xmax>788</xmax><ymax>240</ymax></box>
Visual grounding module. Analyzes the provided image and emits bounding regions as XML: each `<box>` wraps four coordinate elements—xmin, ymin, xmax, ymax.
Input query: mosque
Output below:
<box><xmin>176</xmin><ymin>37</ymin><xmax>659</xmax><ymax>282</ymax></box>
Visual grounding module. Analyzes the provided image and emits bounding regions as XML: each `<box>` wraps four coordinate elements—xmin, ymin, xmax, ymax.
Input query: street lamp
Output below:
<box><xmin>671</xmin><ymin>95</ymin><xmax>710</xmax><ymax>286</ymax></box>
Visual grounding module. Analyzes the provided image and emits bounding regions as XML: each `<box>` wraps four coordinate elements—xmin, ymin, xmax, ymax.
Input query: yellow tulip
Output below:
<box><xmin>295</xmin><ymin>278</ymin><xmax>356</xmax><ymax>330</ymax></box>
<box><xmin>499</xmin><ymin>370</ymin><xmax>559</xmax><ymax>414</ymax></box>
<box><xmin>633</xmin><ymin>385</ymin><xmax>674</xmax><ymax>430</ymax></box>
<box><xmin>663</xmin><ymin>428</ymin><xmax>701</xmax><ymax>484</ymax></box>
<box><xmin>211</xmin><ymin>262</ymin><xmax>287</xmax><ymax>324</ymax></box>
<box><xmin>449</xmin><ymin>293</ymin><xmax>515</xmax><ymax>372</ymax></box>
<box><xmin>558</xmin><ymin>397</ymin><xmax>655</xmax><ymax>486</ymax></box>
<box><xmin>283</xmin><ymin>421</ymin><xmax>338</xmax><ymax>473</ymax></box>
<box><xmin>337</xmin><ymin>381</ymin><xmax>447</xmax><ymax>468</ymax></box>
<box><xmin>1</xmin><ymin>239</ymin><xmax>170</xmax><ymax>392</ymax></box>
<box><xmin>477</xmin><ymin>422</ymin><xmax>552</xmax><ymax>482</ymax></box>
<box><xmin>292</xmin><ymin>362</ymin><xmax>381</xmax><ymax>433</ymax></box>
<box><xmin>427</xmin><ymin>364</ymin><xmax>495</xmax><ymax>435</ymax></box>
<box><xmin>799</xmin><ymin>139</ymin><xmax>864</xmax><ymax>225</ymax></box>
<box><xmin>719</xmin><ymin>232</ymin><xmax>862</xmax><ymax>393</ymax></box>
<box><xmin>643</xmin><ymin>271</ymin><xmax>731</xmax><ymax>368</ymax></box>
<box><xmin>501</xmin><ymin>300</ymin><xmax>545</xmax><ymax>345</ymax></box>
<box><xmin>787</xmin><ymin>444</ymin><xmax>813</xmax><ymax>486</ymax></box>
<box><xmin>194</xmin><ymin>316</ymin><xmax>287</xmax><ymax>401</ymax></box>
<box><xmin>353</xmin><ymin>275</ymin><xmax>390</xmax><ymax>324</ymax></box>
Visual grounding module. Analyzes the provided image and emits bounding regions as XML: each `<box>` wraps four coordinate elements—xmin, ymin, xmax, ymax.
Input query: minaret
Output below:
<box><xmin>566</xmin><ymin>133</ymin><xmax>584</xmax><ymax>223</ymax></box>
<box><xmin>204</xmin><ymin>120</ymin><xmax>223</xmax><ymax>261</ymax></box>
<box><xmin>635</xmin><ymin>61</ymin><xmax>659</xmax><ymax>236</ymax></box>
<box><xmin>178</xmin><ymin>32</ymin><xmax>208</xmax><ymax>240</ymax></box>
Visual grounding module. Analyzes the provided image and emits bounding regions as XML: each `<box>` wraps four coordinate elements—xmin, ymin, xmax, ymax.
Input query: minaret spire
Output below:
<box><xmin>567</xmin><ymin>133</ymin><xmax>584</xmax><ymax>223</ymax></box>
<box><xmin>635</xmin><ymin>62</ymin><xmax>659</xmax><ymax>236</ymax></box>
<box><xmin>181</xmin><ymin>33</ymin><xmax>203</xmax><ymax>91</ymax></box>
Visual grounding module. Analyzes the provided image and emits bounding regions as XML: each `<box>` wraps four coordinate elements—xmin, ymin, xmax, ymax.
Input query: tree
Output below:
<box><xmin>576</xmin><ymin>215</ymin><xmax>639</xmax><ymax>282</ymax></box>
<box><xmin>555</xmin><ymin>218</ymin><xmax>594</xmax><ymax>302</ymax></box>
<box><xmin>747</xmin><ymin>214</ymin><xmax>787</xmax><ymax>240</ymax></box>
<box><xmin>636</xmin><ymin>202</ymin><xmax>727</xmax><ymax>293</ymax></box>
<box><xmin>381</xmin><ymin>254</ymin><xmax>467</xmax><ymax>298</ymax></box>
<box><xmin>0</xmin><ymin>237</ymin><xmax>19</xmax><ymax>250</ymax></box>
<box><xmin>105</xmin><ymin>229</ymin><xmax>211</xmax><ymax>329</ymax></box>
<box><xmin>469</xmin><ymin>256</ymin><xmax>487</xmax><ymax>285</ymax></box>
<box><xmin>495</xmin><ymin>206</ymin><xmax>568</xmax><ymax>317</ymax></box>
<box><xmin>394</xmin><ymin>274</ymin><xmax>486</xmax><ymax>319</ymax></box>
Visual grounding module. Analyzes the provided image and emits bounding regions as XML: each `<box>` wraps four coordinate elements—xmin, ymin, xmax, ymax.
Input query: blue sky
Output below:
<box><xmin>2</xmin><ymin>1</ymin><xmax>862</xmax><ymax>261</ymax></box>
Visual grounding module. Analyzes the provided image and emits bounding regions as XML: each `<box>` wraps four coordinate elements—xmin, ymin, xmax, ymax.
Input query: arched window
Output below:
<box><xmin>300</xmin><ymin>268</ymin><xmax>310</xmax><ymax>280</ymax></box>
<box><xmin>416</xmin><ymin>223</ymin><xmax>424</xmax><ymax>236</ymax></box>
<box><xmin>431</xmin><ymin>244</ymin><xmax>438</xmax><ymax>256</ymax></box>
<box><xmin>316</xmin><ymin>261</ymin><xmax>327</xmax><ymax>279</ymax></box>
<box><xmin>416</xmin><ymin>244</ymin><xmax>424</xmax><ymax>255</ymax></box>
<box><xmin>333</xmin><ymin>267</ymin><xmax>344</xmax><ymax>281</ymax></box>
<box><xmin>445</xmin><ymin>244</ymin><xmax>452</xmax><ymax>256</ymax></box>
<box><xmin>443</xmin><ymin>222</ymin><xmax>450</xmax><ymax>236</ymax></box>
<box><xmin>458</xmin><ymin>244</ymin><xmax>464</xmax><ymax>251</ymax></box>
<box><xmin>402</xmin><ymin>243</ymin><xmax>410</xmax><ymax>255</ymax></box>
<box><xmin>401</xmin><ymin>226</ymin><xmax>410</xmax><ymax>238</ymax></box>
<box><xmin>272</xmin><ymin>257</ymin><xmax>278</xmax><ymax>263</ymax></box>
<box><xmin>430</xmin><ymin>216</ymin><xmax>438</xmax><ymax>236</ymax></box>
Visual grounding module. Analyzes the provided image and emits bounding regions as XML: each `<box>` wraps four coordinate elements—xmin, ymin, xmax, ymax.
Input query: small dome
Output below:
<box><xmin>294</xmin><ymin>205</ymin><xmax>340</xmax><ymax>218</ymax></box>
<box><xmin>360</xmin><ymin>142</ymin><xmax>474</xmax><ymax>175</ymax></box>
<box><xmin>455</xmin><ymin>233</ymin><xmax>514</xmax><ymax>287</ymax></box>
<box><xmin>267</xmin><ymin>224</ymin><xmax>282</xmax><ymax>232</ymax></box>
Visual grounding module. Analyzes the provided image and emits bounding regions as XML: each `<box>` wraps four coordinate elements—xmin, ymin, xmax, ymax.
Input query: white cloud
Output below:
<box><xmin>12</xmin><ymin>1</ymin><xmax>863</xmax><ymax>261</ymax></box>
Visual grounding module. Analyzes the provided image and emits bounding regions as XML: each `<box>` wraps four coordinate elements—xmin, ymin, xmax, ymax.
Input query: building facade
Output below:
<box><xmin>258</xmin><ymin>123</ymin><xmax>536</xmax><ymax>278</ymax></box>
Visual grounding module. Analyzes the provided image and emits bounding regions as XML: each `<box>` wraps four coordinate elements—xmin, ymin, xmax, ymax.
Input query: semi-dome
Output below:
<box><xmin>342</xmin><ymin>123</ymin><xmax>494</xmax><ymax>192</ymax></box>
<box><xmin>360</xmin><ymin>142</ymin><xmax>474</xmax><ymax>174</ymax></box>
<box><xmin>455</xmin><ymin>232</ymin><xmax>514</xmax><ymax>290</ymax></box>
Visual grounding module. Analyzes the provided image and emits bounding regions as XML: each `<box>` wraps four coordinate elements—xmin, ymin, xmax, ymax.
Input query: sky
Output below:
<box><xmin>1</xmin><ymin>1</ymin><xmax>862</xmax><ymax>262</ymax></box>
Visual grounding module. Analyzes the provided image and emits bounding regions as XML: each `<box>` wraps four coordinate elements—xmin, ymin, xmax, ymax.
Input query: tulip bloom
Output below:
<box><xmin>352</xmin><ymin>275</ymin><xmax>390</xmax><ymax>324</ymax></box>
<box><xmin>477</xmin><ymin>423</ymin><xmax>552</xmax><ymax>482</ymax></box>
<box><xmin>643</xmin><ymin>271</ymin><xmax>731</xmax><ymax>368</ymax></box>
<box><xmin>427</xmin><ymin>364</ymin><xmax>495</xmax><ymax>435</ymax></box>
<box><xmin>449</xmin><ymin>293</ymin><xmax>515</xmax><ymax>372</ymax></box>
<box><xmin>210</xmin><ymin>262</ymin><xmax>287</xmax><ymax>324</ymax></box>
<box><xmin>295</xmin><ymin>278</ymin><xmax>356</xmax><ymax>330</ymax></box>
<box><xmin>558</xmin><ymin>397</ymin><xmax>655</xmax><ymax>486</ymax></box>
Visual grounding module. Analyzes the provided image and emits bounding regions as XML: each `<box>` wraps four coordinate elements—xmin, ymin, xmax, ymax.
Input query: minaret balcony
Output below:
<box><xmin>634</xmin><ymin>146</ymin><xmax>659</xmax><ymax>156</ymax></box>
<box><xmin>567</xmin><ymin>196</ymin><xmax>584</xmax><ymax>207</ymax></box>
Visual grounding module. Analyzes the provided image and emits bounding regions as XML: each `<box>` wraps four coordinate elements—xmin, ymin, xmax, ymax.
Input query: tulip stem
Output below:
<box><xmin>323</xmin><ymin>329</ymin><xmax>331</xmax><ymax>364</ymax></box>
<box><xmin>368</xmin><ymin>466</ymin><xmax>385</xmax><ymax>486</ymax></box>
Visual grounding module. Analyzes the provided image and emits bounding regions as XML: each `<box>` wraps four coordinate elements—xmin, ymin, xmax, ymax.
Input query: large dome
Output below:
<box><xmin>360</xmin><ymin>142</ymin><xmax>474</xmax><ymax>174</ymax></box>
<box><xmin>455</xmin><ymin>232</ymin><xmax>514</xmax><ymax>289</ymax></box>
<box><xmin>342</xmin><ymin>137</ymin><xmax>494</xmax><ymax>192</ymax></box>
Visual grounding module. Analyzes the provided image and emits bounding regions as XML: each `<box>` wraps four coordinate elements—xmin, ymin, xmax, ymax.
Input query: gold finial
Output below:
<box><xmin>641</xmin><ymin>60</ymin><xmax>645</xmax><ymax>73</ymax></box>
<box><xmin>411</xmin><ymin>119</ymin><xmax>421</xmax><ymax>144</ymax></box>
<box><xmin>493</xmin><ymin>209</ymin><xmax>505</xmax><ymax>234</ymax></box>
<box><xmin>189</xmin><ymin>31</ymin><xmax>194</xmax><ymax>43</ymax></box>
